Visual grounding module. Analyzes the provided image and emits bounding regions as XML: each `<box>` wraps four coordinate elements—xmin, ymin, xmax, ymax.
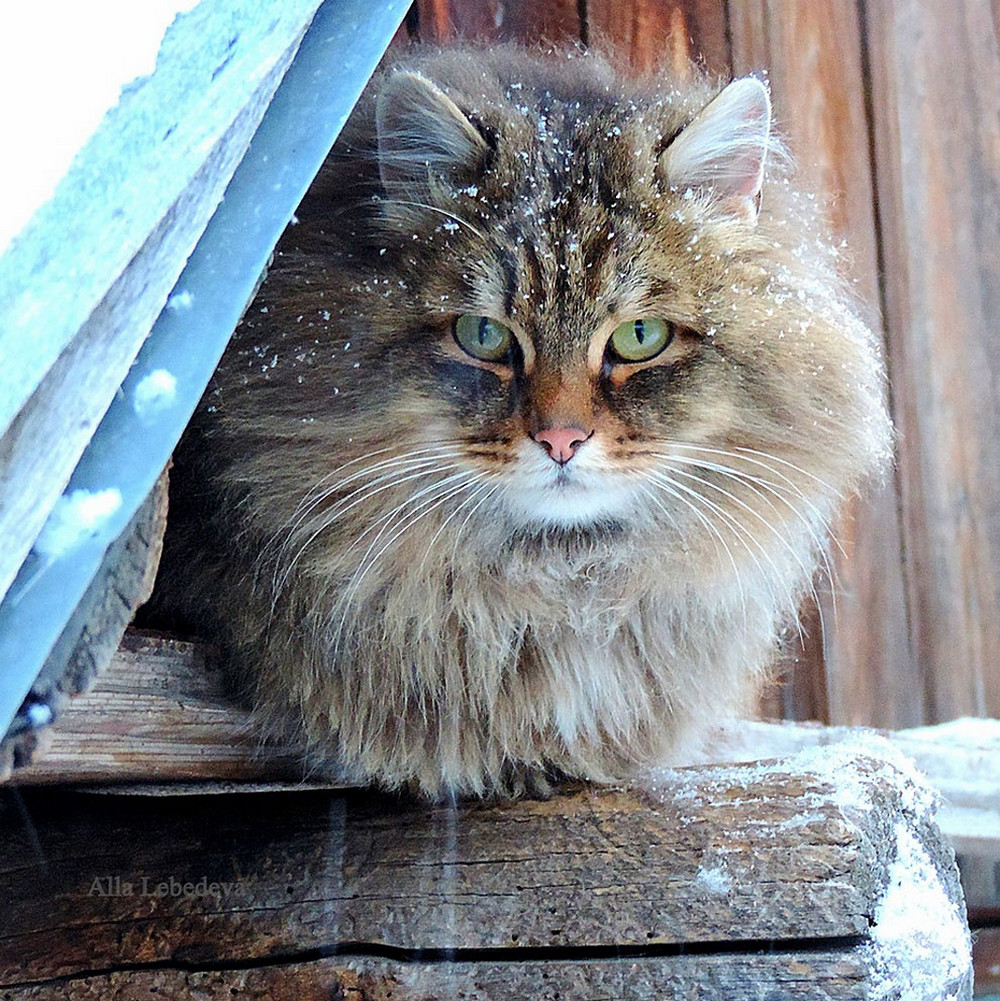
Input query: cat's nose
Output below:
<box><xmin>532</xmin><ymin>427</ymin><xmax>592</xmax><ymax>465</ymax></box>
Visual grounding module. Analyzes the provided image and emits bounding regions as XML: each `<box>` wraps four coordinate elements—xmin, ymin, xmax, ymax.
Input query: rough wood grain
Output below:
<box><xmin>414</xmin><ymin>0</ymin><xmax>581</xmax><ymax>45</ymax></box>
<box><xmin>587</xmin><ymin>0</ymin><xmax>729</xmax><ymax>77</ymax></box>
<box><xmin>727</xmin><ymin>0</ymin><xmax>914</xmax><ymax>729</ymax></box>
<box><xmin>863</xmin><ymin>0</ymin><xmax>1000</xmax><ymax>722</ymax></box>
<box><xmin>0</xmin><ymin>2</ymin><xmax>320</xmax><ymax>610</ymax></box>
<box><xmin>0</xmin><ymin>750</ymin><xmax>967</xmax><ymax>991</ymax></box>
<box><xmin>0</xmin><ymin>951</ymin><xmax>871</xmax><ymax>1001</ymax></box>
<box><xmin>0</xmin><ymin>473</ymin><xmax>169</xmax><ymax>779</ymax></box>
<box><xmin>8</xmin><ymin>632</ymin><xmax>303</xmax><ymax>786</ymax></box>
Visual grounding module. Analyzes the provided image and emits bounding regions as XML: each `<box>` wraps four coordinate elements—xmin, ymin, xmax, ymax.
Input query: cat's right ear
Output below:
<box><xmin>659</xmin><ymin>77</ymin><xmax>772</xmax><ymax>224</ymax></box>
<box><xmin>375</xmin><ymin>72</ymin><xmax>490</xmax><ymax>192</ymax></box>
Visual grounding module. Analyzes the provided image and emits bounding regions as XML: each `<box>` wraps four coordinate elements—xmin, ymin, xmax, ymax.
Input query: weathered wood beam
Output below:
<box><xmin>0</xmin><ymin>1</ymin><xmax>323</xmax><ymax>609</ymax></box>
<box><xmin>0</xmin><ymin>749</ymin><xmax>973</xmax><ymax>998</ymax></box>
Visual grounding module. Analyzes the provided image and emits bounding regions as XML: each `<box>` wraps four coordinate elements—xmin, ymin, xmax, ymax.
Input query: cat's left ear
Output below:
<box><xmin>659</xmin><ymin>77</ymin><xmax>772</xmax><ymax>224</ymax></box>
<box><xmin>375</xmin><ymin>71</ymin><xmax>490</xmax><ymax>193</ymax></box>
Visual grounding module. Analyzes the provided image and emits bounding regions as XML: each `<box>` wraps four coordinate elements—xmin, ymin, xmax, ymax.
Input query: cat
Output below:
<box><xmin>153</xmin><ymin>45</ymin><xmax>893</xmax><ymax>799</ymax></box>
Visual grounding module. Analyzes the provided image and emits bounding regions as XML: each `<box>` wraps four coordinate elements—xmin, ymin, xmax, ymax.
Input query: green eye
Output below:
<box><xmin>453</xmin><ymin>314</ymin><xmax>515</xmax><ymax>362</ymax></box>
<box><xmin>608</xmin><ymin>318</ymin><xmax>674</xmax><ymax>362</ymax></box>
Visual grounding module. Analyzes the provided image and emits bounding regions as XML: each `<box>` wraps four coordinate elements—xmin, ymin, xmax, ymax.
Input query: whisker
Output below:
<box><xmin>384</xmin><ymin>199</ymin><xmax>488</xmax><ymax>242</ymax></box>
<box><xmin>634</xmin><ymin>472</ymin><xmax>749</xmax><ymax>629</ymax></box>
<box><xmin>274</xmin><ymin>444</ymin><xmax>460</xmax><ymax>551</ymax></box>
<box><xmin>648</xmin><ymin>444</ymin><xmax>844</xmax><ymax>556</ymax></box>
<box><xmin>420</xmin><ymin>476</ymin><xmax>498</xmax><ymax>572</ymax></box>
<box><xmin>330</xmin><ymin>474</ymin><xmax>486</xmax><ymax>654</ymax></box>
<box><xmin>665</xmin><ymin>465</ymin><xmax>823</xmax><ymax>618</ymax></box>
<box><xmin>274</xmin><ymin>461</ymin><xmax>466</xmax><ymax>599</ymax></box>
<box><xmin>645</xmin><ymin>469</ymin><xmax>799</xmax><ymax>641</ymax></box>
<box><xmin>649</xmin><ymin>446</ymin><xmax>841</xmax><ymax>612</ymax></box>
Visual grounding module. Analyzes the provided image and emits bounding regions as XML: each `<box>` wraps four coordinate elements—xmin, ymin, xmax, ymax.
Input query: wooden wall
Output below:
<box><xmin>401</xmin><ymin>0</ymin><xmax>1000</xmax><ymax>731</ymax></box>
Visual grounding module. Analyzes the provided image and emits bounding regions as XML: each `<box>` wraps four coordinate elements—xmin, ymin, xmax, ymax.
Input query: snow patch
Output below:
<box><xmin>25</xmin><ymin>703</ymin><xmax>53</xmax><ymax>728</ymax></box>
<box><xmin>34</xmin><ymin>487</ymin><xmax>123</xmax><ymax>558</ymax></box>
<box><xmin>133</xmin><ymin>367</ymin><xmax>177</xmax><ymax>418</ymax></box>
<box><xmin>866</xmin><ymin>824</ymin><xmax>972</xmax><ymax>1000</ymax></box>
<box><xmin>693</xmin><ymin>865</ymin><xmax>731</xmax><ymax>895</ymax></box>
<box><xmin>166</xmin><ymin>289</ymin><xmax>194</xmax><ymax>311</ymax></box>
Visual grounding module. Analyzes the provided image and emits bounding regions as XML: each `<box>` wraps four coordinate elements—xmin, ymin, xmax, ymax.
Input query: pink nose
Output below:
<box><xmin>532</xmin><ymin>427</ymin><xmax>591</xmax><ymax>464</ymax></box>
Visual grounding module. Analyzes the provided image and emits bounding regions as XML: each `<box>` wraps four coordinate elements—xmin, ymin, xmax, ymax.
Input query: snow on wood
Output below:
<box><xmin>0</xmin><ymin>0</ymin><xmax>323</xmax><ymax>610</ymax></box>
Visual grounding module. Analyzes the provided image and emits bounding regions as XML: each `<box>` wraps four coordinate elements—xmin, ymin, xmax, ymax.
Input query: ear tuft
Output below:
<box><xmin>375</xmin><ymin>72</ymin><xmax>489</xmax><ymax>192</ymax></box>
<box><xmin>660</xmin><ymin>77</ymin><xmax>772</xmax><ymax>223</ymax></box>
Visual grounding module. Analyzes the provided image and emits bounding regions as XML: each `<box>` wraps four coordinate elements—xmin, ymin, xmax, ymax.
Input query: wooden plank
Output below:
<box><xmin>972</xmin><ymin>925</ymin><xmax>1000</xmax><ymax>997</ymax></box>
<box><xmin>0</xmin><ymin>750</ymin><xmax>968</xmax><ymax>990</ymax></box>
<box><xmin>0</xmin><ymin>4</ymin><xmax>320</xmax><ymax>609</ymax></box>
<box><xmin>8</xmin><ymin>632</ymin><xmax>303</xmax><ymax>786</ymax></box>
<box><xmin>414</xmin><ymin>0</ymin><xmax>581</xmax><ymax>44</ymax></box>
<box><xmin>0</xmin><ymin>473</ymin><xmax>169</xmax><ymax>780</ymax></box>
<box><xmin>863</xmin><ymin>0</ymin><xmax>1000</xmax><ymax>721</ymax></box>
<box><xmin>728</xmin><ymin>0</ymin><xmax>915</xmax><ymax>728</ymax></box>
<box><xmin>0</xmin><ymin>952</ymin><xmax>871</xmax><ymax>1000</ymax></box>
<box><xmin>587</xmin><ymin>0</ymin><xmax>729</xmax><ymax>77</ymax></box>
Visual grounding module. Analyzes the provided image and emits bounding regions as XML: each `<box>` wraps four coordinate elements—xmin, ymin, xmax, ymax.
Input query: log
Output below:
<box><xmin>0</xmin><ymin>748</ymin><xmax>973</xmax><ymax>999</ymax></box>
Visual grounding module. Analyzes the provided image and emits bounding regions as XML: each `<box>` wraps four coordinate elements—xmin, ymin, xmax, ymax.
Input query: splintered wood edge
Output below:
<box><xmin>0</xmin><ymin>472</ymin><xmax>170</xmax><ymax>780</ymax></box>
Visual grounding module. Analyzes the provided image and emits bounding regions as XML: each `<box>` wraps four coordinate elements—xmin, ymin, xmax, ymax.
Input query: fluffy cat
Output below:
<box><xmin>154</xmin><ymin>45</ymin><xmax>892</xmax><ymax>798</ymax></box>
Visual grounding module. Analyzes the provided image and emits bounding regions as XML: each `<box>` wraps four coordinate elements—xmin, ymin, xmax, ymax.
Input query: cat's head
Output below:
<box><xmin>271</xmin><ymin>48</ymin><xmax>890</xmax><ymax>548</ymax></box>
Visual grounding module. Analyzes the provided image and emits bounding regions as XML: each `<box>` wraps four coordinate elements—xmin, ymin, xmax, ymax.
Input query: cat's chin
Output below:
<box><xmin>493</xmin><ymin>439</ymin><xmax>646</xmax><ymax>531</ymax></box>
<box><xmin>500</xmin><ymin>471</ymin><xmax>641</xmax><ymax>532</ymax></box>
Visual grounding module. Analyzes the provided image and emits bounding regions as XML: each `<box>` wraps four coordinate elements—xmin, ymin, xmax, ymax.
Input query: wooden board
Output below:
<box><xmin>0</xmin><ymin>473</ymin><xmax>169</xmax><ymax>780</ymax></box>
<box><xmin>0</xmin><ymin>953</ymin><xmax>870</xmax><ymax>1001</ymax></box>
<box><xmin>727</xmin><ymin>0</ymin><xmax>914</xmax><ymax>728</ymax></box>
<box><xmin>7</xmin><ymin>632</ymin><xmax>303</xmax><ymax>786</ymax></box>
<box><xmin>863</xmin><ymin>0</ymin><xmax>1000</xmax><ymax>723</ymax></box>
<box><xmin>0</xmin><ymin>750</ymin><xmax>972</xmax><ymax>998</ymax></box>
<box><xmin>587</xmin><ymin>0</ymin><xmax>729</xmax><ymax>77</ymax></box>
<box><xmin>0</xmin><ymin>2</ymin><xmax>320</xmax><ymax>610</ymax></box>
<box><xmin>414</xmin><ymin>0</ymin><xmax>581</xmax><ymax>44</ymax></box>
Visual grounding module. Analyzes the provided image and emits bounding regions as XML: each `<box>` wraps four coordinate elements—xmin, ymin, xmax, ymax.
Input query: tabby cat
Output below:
<box><xmin>156</xmin><ymin>46</ymin><xmax>892</xmax><ymax>798</ymax></box>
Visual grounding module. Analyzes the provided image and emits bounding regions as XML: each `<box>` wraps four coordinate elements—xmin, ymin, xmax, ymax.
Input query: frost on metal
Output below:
<box><xmin>32</xmin><ymin>487</ymin><xmax>123</xmax><ymax>560</ymax></box>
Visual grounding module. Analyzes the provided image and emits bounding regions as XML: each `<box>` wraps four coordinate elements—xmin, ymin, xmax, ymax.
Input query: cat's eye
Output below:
<box><xmin>608</xmin><ymin>318</ymin><xmax>674</xmax><ymax>363</ymax></box>
<box><xmin>453</xmin><ymin>314</ymin><xmax>515</xmax><ymax>362</ymax></box>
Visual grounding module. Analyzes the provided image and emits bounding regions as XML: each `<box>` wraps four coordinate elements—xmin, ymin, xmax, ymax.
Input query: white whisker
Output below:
<box><xmin>385</xmin><ymin>199</ymin><xmax>487</xmax><ymax>241</ymax></box>
<box><xmin>634</xmin><ymin>472</ymin><xmax>749</xmax><ymax>628</ymax></box>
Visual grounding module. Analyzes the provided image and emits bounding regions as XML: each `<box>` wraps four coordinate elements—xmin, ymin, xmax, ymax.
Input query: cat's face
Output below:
<box><xmin>237</xmin><ymin>50</ymin><xmax>888</xmax><ymax>560</ymax></box>
<box><xmin>336</xmin><ymin>53</ymin><xmax>883</xmax><ymax>538</ymax></box>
